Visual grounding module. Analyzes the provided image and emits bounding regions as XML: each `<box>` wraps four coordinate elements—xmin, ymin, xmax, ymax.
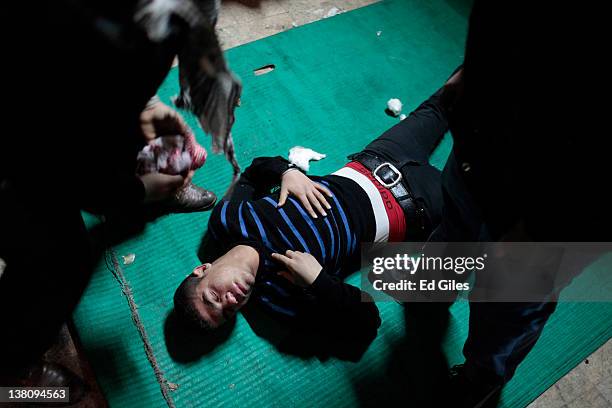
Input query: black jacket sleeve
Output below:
<box><xmin>239</xmin><ymin>156</ymin><xmax>292</xmax><ymax>193</ymax></box>
<box><xmin>306</xmin><ymin>270</ymin><xmax>381</xmax><ymax>344</ymax></box>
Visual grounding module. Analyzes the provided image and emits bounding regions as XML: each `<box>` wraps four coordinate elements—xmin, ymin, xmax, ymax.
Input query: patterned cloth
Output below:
<box><xmin>137</xmin><ymin>132</ymin><xmax>207</xmax><ymax>175</ymax></box>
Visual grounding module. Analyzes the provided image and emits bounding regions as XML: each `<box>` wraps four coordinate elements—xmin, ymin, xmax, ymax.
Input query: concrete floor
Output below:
<box><xmin>218</xmin><ymin>1</ymin><xmax>612</xmax><ymax>408</ymax></box>
<box><xmin>217</xmin><ymin>0</ymin><xmax>376</xmax><ymax>49</ymax></box>
<box><xmin>527</xmin><ymin>339</ymin><xmax>612</xmax><ymax>408</ymax></box>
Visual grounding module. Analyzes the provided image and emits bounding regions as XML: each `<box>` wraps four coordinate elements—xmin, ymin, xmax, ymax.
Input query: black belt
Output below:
<box><xmin>348</xmin><ymin>152</ymin><xmax>428</xmax><ymax>241</ymax></box>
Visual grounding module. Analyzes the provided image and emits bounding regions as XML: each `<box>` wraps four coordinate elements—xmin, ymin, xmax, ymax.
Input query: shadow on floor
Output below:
<box><xmin>163</xmin><ymin>310</ymin><xmax>237</xmax><ymax>363</ymax></box>
<box><xmin>352</xmin><ymin>303</ymin><xmax>452</xmax><ymax>407</ymax></box>
<box><xmin>163</xmin><ymin>299</ymin><xmax>377</xmax><ymax>364</ymax></box>
<box><xmin>241</xmin><ymin>301</ymin><xmax>376</xmax><ymax>362</ymax></box>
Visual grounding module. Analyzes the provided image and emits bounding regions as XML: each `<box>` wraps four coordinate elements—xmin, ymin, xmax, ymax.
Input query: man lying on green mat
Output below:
<box><xmin>173</xmin><ymin>78</ymin><xmax>453</xmax><ymax>339</ymax></box>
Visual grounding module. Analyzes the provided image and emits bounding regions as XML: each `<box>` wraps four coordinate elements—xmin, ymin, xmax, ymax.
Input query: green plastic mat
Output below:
<box><xmin>74</xmin><ymin>1</ymin><xmax>612</xmax><ymax>407</ymax></box>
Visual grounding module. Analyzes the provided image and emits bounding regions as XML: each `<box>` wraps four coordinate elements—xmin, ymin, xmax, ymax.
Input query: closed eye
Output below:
<box><xmin>210</xmin><ymin>290</ymin><xmax>221</xmax><ymax>303</ymax></box>
<box><xmin>202</xmin><ymin>291</ymin><xmax>221</xmax><ymax>307</ymax></box>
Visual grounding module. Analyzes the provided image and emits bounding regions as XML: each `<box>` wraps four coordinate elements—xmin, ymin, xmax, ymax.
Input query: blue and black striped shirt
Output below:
<box><xmin>207</xmin><ymin>157</ymin><xmax>376</xmax><ymax>275</ymax></box>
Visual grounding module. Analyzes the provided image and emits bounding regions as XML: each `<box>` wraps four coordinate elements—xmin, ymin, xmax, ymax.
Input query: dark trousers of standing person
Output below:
<box><xmin>0</xmin><ymin>181</ymin><xmax>94</xmax><ymax>373</ymax></box>
<box><xmin>354</xmin><ymin>84</ymin><xmax>559</xmax><ymax>391</ymax></box>
<box><xmin>360</xmin><ymin>73</ymin><xmax>563</xmax><ymax>387</ymax></box>
<box><xmin>0</xmin><ymin>2</ymin><xmax>175</xmax><ymax>377</ymax></box>
<box><xmin>427</xmin><ymin>163</ymin><xmax>561</xmax><ymax>387</ymax></box>
<box><xmin>433</xmin><ymin>0</ymin><xmax>610</xmax><ymax>389</ymax></box>
<box><xmin>428</xmin><ymin>0</ymin><xmax>607</xmax><ymax>389</ymax></box>
<box><xmin>0</xmin><ymin>126</ymin><xmax>151</xmax><ymax>377</ymax></box>
<box><xmin>356</xmin><ymin>84</ymin><xmax>558</xmax><ymax>387</ymax></box>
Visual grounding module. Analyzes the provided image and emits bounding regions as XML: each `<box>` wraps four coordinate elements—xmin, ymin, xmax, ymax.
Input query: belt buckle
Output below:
<box><xmin>373</xmin><ymin>162</ymin><xmax>402</xmax><ymax>188</ymax></box>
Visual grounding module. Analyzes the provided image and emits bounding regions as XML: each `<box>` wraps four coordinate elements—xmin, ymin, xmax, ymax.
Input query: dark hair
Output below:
<box><xmin>173</xmin><ymin>275</ymin><xmax>212</xmax><ymax>331</ymax></box>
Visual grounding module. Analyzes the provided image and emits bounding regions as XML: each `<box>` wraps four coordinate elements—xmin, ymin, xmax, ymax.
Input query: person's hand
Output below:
<box><xmin>140</xmin><ymin>172</ymin><xmax>185</xmax><ymax>203</ymax></box>
<box><xmin>140</xmin><ymin>100</ymin><xmax>189</xmax><ymax>143</ymax></box>
<box><xmin>183</xmin><ymin>170</ymin><xmax>195</xmax><ymax>186</ymax></box>
<box><xmin>278</xmin><ymin>169</ymin><xmax>332</xmax><ymax>218</ymax></box>
<box><xmin>271</xmin><ymin>250</ymin><xmax>322</xmax><ymax>287</ymax></box>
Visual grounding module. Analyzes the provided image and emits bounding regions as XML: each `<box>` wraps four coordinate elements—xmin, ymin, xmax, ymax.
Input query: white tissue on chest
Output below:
<box><xmin>288</xmin><ymin>146</ymin><xmax>326</xmax><ymax>172</ymax></box>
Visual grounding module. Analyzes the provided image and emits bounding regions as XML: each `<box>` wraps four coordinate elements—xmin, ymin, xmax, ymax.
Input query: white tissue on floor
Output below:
<box><xmin>387</xmin><ymin>98</ymin><xmax>403</xmax><ymax>116</ymax></box>
<box><xmin>399</xmin><ymin>114</ymin><xmax>407</xmax><ymax>121</ymax></box>
<box><xmin>288</xmin><ymin>146</ymin><xmax>326</xmax><ymax>172</ymax></box>
<box><xmin>324</xmin><ymin>7</ymin><xmax>342</xmax><ymax>18</ymax></box>
<box><xmin>122</xmin><ymin>253</ymin><xmax>136</xmax><ymax>265</ymax></box>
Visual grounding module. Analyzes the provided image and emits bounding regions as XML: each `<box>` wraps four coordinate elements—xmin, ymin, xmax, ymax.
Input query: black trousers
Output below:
<box><xmin>359</xmin><ymin>87</ymin><xmax>448</xmax><ymax>230</ymax></box>
<box><xmin>0</xmin><ymin>182</ymin><xmax>94</xmax><ymax>371</ymax></box>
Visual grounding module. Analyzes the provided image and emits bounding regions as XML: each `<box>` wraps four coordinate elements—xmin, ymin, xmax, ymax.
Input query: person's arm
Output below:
<box><xmin>237</xmin><ymin>157</ymin><xmax>332</xmax><ymax>217</ymax></box>
<box><xmin>139</xmin><ymin>97</ymin><xmax>190</xmax><ymax>144</ymax></box>
<box><xmin>225</xmin><ymin>156</ymin><xmax>291</xmax><ymax>202</ymax></box>
<box><xmin>271</xmin><ymin>251</ymin><xmax>381</xmax><ymax>342</ymax></box>
<box><xmin>239</xmin><ymin>156</ymin><xmax>292</xmax><ymax>192</ymax></box>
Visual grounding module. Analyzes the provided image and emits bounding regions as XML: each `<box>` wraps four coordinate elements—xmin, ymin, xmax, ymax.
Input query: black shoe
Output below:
<box><xmin>447</xmin><ymin>364</ymin><xmax>502</xmax><ymax>408</ymax></box>
<box><xmin>163</xmin><ymin>183</ymin><xmax>217</xmax><ymax>213</ymax></box>
<box><xmin>1</xmin><ymin>362</ymin><xmax>87</xmax><ymax>406</ymax></box>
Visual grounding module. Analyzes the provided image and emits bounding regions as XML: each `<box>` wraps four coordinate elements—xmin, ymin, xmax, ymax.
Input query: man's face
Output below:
<box><xmin>189</xmin><ymin>263</ymin><xmax>255</xmax><ymax>328</ymax></box>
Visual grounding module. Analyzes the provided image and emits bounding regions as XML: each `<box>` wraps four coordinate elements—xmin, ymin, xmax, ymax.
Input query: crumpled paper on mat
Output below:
<box><xmin>386</xmin><ymin>98</ymin><xmax>403</xmax><ymax>117</ymax></box>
